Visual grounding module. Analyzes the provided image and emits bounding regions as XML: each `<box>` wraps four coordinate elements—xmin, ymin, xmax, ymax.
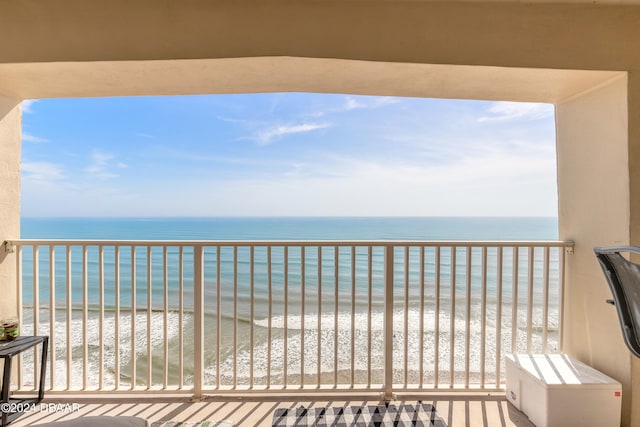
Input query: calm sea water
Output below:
<box><xmin>19</xmin><ymin>217</ymin><xmax>559</xmax><ymax>388</ymax></box>
<box><xmin>21</xmin><ymin>216</ymin><xmax>558</xmax><ymax>240</ymax></box>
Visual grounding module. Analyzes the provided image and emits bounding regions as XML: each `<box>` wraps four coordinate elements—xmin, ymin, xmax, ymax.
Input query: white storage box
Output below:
<box><xmin>505</xmin><ymin>354</ymin><xmax>621</xmax><ymax>427</ymax></box>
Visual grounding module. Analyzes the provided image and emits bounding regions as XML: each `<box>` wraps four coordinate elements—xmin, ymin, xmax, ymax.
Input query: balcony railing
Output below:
<box><xmin>7</xmin><ymin>239</ymin><xmax>572</xmax><ymax>398</ymax></box>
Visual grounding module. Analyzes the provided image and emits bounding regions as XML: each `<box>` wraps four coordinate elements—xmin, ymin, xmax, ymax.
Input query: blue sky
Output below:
<box><xmin>20</xmin><ymin>94</ymin><xmax>556</xmax><ymax>217</ymax></box>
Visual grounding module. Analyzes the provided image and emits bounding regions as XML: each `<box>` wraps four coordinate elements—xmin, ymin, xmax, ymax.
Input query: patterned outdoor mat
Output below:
<box><xmin>272</xmin><ymin>402</ymin><xmax>447</xmax><ymax>427</ymax></box>
<box><xmin>151</xmin><ymin>422</ymin><xmax>234</xmax><ymax>427</ymax></box>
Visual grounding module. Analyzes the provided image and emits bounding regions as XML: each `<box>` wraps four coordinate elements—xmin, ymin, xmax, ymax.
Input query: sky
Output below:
<box><xmin>20</xmin><ymin>93</ymin><xmax>557</xmax><ymax>217</ymax></box>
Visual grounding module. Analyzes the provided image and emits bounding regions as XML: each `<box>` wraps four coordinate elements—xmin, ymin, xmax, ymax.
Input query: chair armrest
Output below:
<box><xmin>594</xmin><ymin>246</ymin><xmax>640</xmax><ymax>256</ymax></box>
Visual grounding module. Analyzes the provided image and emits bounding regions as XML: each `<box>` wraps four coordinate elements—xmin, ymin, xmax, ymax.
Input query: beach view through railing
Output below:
<box><xmin>10</xmin><ymin>238</ymin><xmax>571</xmax><ymax>397</ymax></box>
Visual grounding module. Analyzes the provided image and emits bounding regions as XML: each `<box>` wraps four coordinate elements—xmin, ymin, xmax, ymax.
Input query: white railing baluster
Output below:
<box><xmin>66</xmin><ymin>245</ymin><xmax>72</xmax><ymax>390</ymax></box>
<box><xmin>480</xmin><ymin>246</ymin><xmax>488</xmax><ymax>388</ymax></box>
<box><xmin>465</xmin><ymin>246</ymin><xmax>471</xmax><ymax>389</ymax></box>
<box><xmin>404</xmin><ymin>245</ymin><xmax>409</xmax><ymax>388</ymax></box>
<box><xmin>233</xmin><ymin>245</ymin><xmax>239</xmax><ymax>389</ymax></box>
<box><xmin>82</xmin><ymin>245</ymin><xmax>88</xmax><ymax>390</ymax></box>
<box><xmin>99</xmin><ymin>245</ymin><xmax>105</xmax><ymax>390</ymax></box>
<box><xmin>333</xmin><ymin>245</ymin><xmax>338</xmax><ymax>388</ymax></box>
<box><xmin>131</xmin><ymin>246</ymin><xmax>137</xmax><ymax>390</ymax></box>
<box><xmin>419</xmin><ymin>246</ymin><xmax>425</xmax><ymax>388</ymax></box>
<box><xmin>559</xmin><ymin>247</ymin><xmax>567</xmax><ymax>353</ymax></box>
<box><xmin>178</xmin><ymin>246</ymin><xmax>184</xmax><ymax>388</ymax></box>
<box><xmin>283</xmin><ymin>246</ymin><xmax>288</xmax><ymax>389</ymax></box>
<box><xmin>115</xmin><ymin>246</ymin><xmax>121</xmax><ymax>390</ymax></box>
<box><xmin>542</xmin><ymin>246</ymin><xmax>550</xmax><ymax>353</ymax></box>
<box><xmin>16</xmin><ymin>245</ymin><xmax>23</xmax><ymax>389</ymax></box>
<box><xmin>367</xmin><ymin>245</ymin><xmax>373</xmax><ymax>388</ymax></box>
<box><xmin>49</xmin><ymin>245</ymin><xmax>56</xmax><ymax>390</ymax></box>
<box><xmin>32</xmin><ymin>245</ymin><xmax>39</xmax><ymax>391</ymax></box>
<box><xmin>214</xmin><ymin>246</ymin><xmax>221</xmax><ymax>389</ymax></box>
<box><xmin>527</xmin><ymin>246</ymin><xmax>534</xmax><ymax>353</ymax></box>
<box><xmin>511</xmin><ymin>246</ymin><xmax>519</xmax><ymax>355</ymax></box>
<box><xmin>33</xmin><ymin>245</ymin><xmax>39</xmax><ymax>336</ymax></box>
<box><xmin>267</xmin><ymin>245</ymin><xmax>272</xmax><ymax>388</ymax></box>
<box><xmin>250</xmin><ymin>246</ymin><xmax>255</xmax><ymax>389</ymax></box>
<box><xmin>316</xmin><ymin>246</ymin><xmax>322</xmax><ymax>389</ymax></box>
<box><xmin>350</xmin><ymin>245</ymin><xmax>356</xmax><ymax>388</ymax></box>
<box><xmin>434</xmin><ymin>246</ymin><xmax>441</xmax><ymax>387</ymax></box>
<box><xmin>163</xmin><ymin>246</ymin><xmax>169</xmax><ymax>389</ymax></box>
<box><xmin>194</xmin><ymin>244</ymin><xmax>204</xmax><ymax>398</ymax></box>
<box><xmin>146</xmin><ymin>246</ymin><xmax>152</xmax><ymax>389</ymax></box>
<box><xmin>495</xmin><ymin>246</ymin><xmax>504</xmax><ymax>388</ymax></box>
<box><xmin>449</xmin><ymin>246</ymin><xmax>456</xmax><ymax>387</ymax></box>
<box><xmin>300</xmin><ymin>246</ymin><xmax>305</xmax><ymax>389</ymax></box>
<box><xmin>383</xmin><ymin>244</ymin><xmax>393</xmax><ymax>400</ymax></box>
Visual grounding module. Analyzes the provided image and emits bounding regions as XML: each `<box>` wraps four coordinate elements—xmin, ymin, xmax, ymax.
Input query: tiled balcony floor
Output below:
<box><xmin>11</xmin><ymin>393</ymin><xmax>535</xmax><ymax>426</ymax></box>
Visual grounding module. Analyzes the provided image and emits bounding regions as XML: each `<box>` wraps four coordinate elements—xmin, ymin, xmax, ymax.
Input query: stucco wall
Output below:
<box><xmin>0</xmin><ymin>95</ymin><xmax>21</xmax><ymax>319</ymax></box>
<box><xmin>556</xmin><ymin>75</ymin><xmax>631</xmax><ymax>422</ymax></box>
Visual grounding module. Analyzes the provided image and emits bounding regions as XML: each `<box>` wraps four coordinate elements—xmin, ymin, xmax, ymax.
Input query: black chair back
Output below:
<box><xmin>594</xmin><ymin>246</ymin><xmax>640</xmax><ymax>358</ymax></box>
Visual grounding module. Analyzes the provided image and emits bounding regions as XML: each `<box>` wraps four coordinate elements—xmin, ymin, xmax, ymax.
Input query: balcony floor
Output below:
<box><xmin>11</xmin><ymin>393</ymin><xmax>535</xmax><ymax>426</ymax></box>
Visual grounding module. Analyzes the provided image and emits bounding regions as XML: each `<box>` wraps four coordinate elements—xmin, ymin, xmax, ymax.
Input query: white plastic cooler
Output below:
<box><xmin>505</xmin><ymin>354</ymin><xmax>622</xmax><ymax>427</ymax></box>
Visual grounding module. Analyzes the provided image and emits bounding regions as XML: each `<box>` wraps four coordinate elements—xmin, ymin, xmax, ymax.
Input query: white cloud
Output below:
<box><xmin>22</xmin><ymin>132</ymin><xmax>49</xmax><ymax>143</ymax></box>
<box><xmin>20</xmin><ymin>143</ymin><xmax>557</xmax><ymax>217</ymax></box>
<box><xmin>21</xmin><ymin>161</ymin><xmax>65</xmax><ymax>182</ymax></box>
<box><xmin>344</xmin><ymin>97</ymin><xmax>366</xmax><ymax>111</ymax></box>
<box><xmin>342</xmin><ymin>96</ymin><xmax>399</xmax><ymax>112</ymax></box>
<box><xmin>478</xmin><ymin>102</ymin><xmax>554</xmax><ymax>123</ymax></box>
<box><xmin>371</xmin><ymin>97</ymin><xmax>401</xmax><ymax>108</ymax></box>
<box><xmin>134</xmin><ymin>132</ymin><xmax>155</xmax><ymax>139</ymax></box>
<box><xmin>284</xmin><ymin>162</ymin><xmax>306</xmax><ymax>177</ymax></box>
<box><xmin>308</xmin><ymin>96</ymin><xmax>400</xmax><ymax>118</ymax></box>
<box><xmin>84</xmin><ymin>150</ymin><xmax>125</xmax><ymax>178</ymax></box>
<box><xmin>21</xmin><ymin>100</ymin><xmax>38</xmax><ymax>114</ymax></box>
<box><xmin>256</xmin><ymin>123</ymin><xmax>330</xmax><ymax>145</ymax></box>
<box><xmin>217</xmin><ymin>116</ymin><xmax>251</xmax><ymax>124</ymax></box>
<box><xmin>156</xmin><ymin>142</ymin><xmax>556</xmax><ymax>217</ymax></box>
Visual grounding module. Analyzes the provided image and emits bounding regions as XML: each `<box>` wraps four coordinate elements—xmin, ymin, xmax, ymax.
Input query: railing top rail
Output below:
<box><xmin>6</xmin><ymin>239</ymin><xmax>574</xmax><ymax>248</ymax></box>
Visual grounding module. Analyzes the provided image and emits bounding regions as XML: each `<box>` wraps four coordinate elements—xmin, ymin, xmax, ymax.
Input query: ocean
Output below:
<box><xmin>18</xmin><ymin>217</ymin><xmax>560</xmax><ymax>389</ymax></box>
<box><xmin>21</xmin><ymin>216</ymin><xmax>558</xmax><ymax>241</ymax></box>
